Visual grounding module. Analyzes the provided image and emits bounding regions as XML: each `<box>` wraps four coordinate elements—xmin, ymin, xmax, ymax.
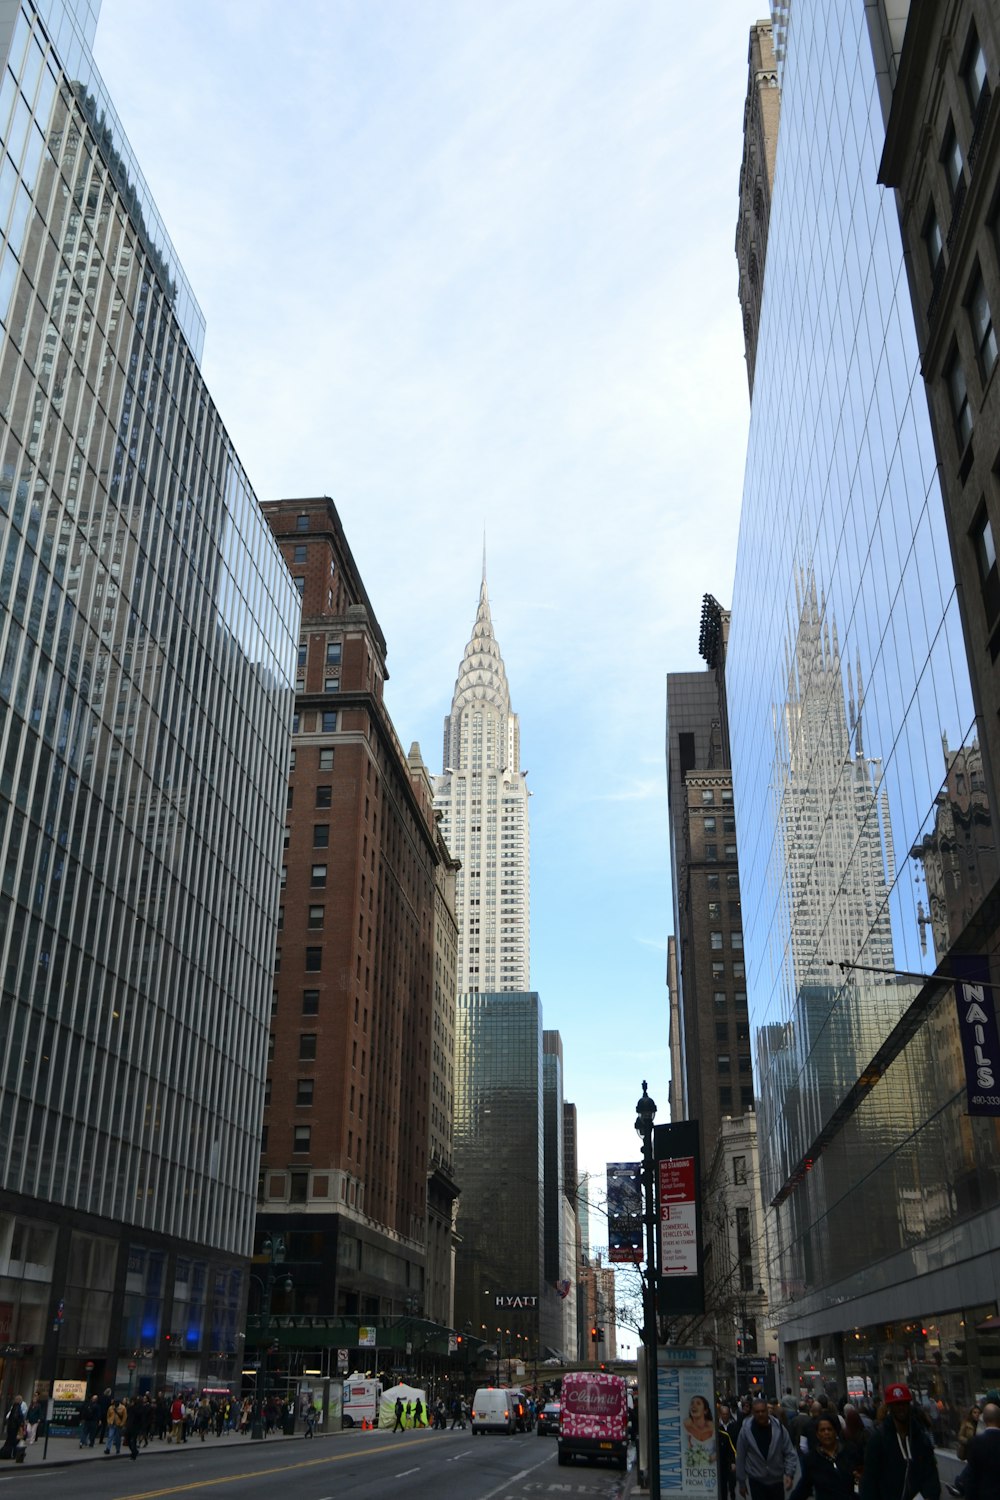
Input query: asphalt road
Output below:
<box><xmin>0</xmin><ymin>1426</ymin><xmax>634</xmax><ymax>1500</ymax></box>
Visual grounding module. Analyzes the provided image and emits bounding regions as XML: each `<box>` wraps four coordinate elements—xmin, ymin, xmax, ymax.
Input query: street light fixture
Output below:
<box><xmin>635</xmin><ymin>1081</ymin><xmax>660</xmax><ymax>1500</ymax></box>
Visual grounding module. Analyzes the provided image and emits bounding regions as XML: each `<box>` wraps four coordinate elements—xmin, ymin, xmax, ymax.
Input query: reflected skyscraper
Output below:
<box><xmin>727</xmin><ymin>0</ymin><xmax>1000</xmax><ymax>1402</ymax></box>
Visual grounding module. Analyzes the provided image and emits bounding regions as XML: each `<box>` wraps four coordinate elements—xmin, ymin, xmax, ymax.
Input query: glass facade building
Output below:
<box><xmin>728</xmin><ymin>0</ymin><xmax>1000</xmax><ymax>1406</ymax></box>
<box><xmin>0</xmin><ymin>0</ymin><xmax>298</xmax><ymax>1396</ymax></box>
<box><xmin>453</xmin><ymin>991</ymin><xmax>567</xmax><ymax>1360</ymax></box>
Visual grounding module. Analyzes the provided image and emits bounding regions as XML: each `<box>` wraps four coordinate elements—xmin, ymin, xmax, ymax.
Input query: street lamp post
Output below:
<box><xmin>250</xmin><ymin>1235</ymin><xmax>293</xmax><ymax>1441</ymax></box>
<box><xmin>636</xmin><ymin>1081</ymin><xmax>660</xmax><ymax>1500</ymax></box>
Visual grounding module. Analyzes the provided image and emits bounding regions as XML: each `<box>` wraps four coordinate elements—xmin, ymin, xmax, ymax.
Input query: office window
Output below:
<box><xmin>319</xmin><ymin>748</ymin><xmax>334</xmax><ymax>769</ymax></box>
<box><xmin>942</xmin><ymin>121</ymin><xmax>965</xmax><ymax>201</ymax></box>
<box><xmin>316</xmin><ymin>785</ymin><xmax>332</xmax><ymax>807</ymax></box>
<box><xmin>719</xmin><ymin>1087</ymin><xmax>733</xmax><ymax>1111</ymax></box>
<box><xmin>731</xmin><ymin>930</ymin><xmax>744</xmax><ymax>951</ymax></box>
<box><xmin>289</xmin><ymin>749</ymin><xmax>296</xmax><ymax>770</ymax></box>
<box><xmin>723</xmin><ymin>816</ymin><xmax>736</xmax><ymax>834</ymax></box>
<box><xmin>947</xmin><ymin>348</ymin><xmax>973</xmax><ymax>449</ymax></box>
<box><xmin>726</xmin><ymin>872</ymin><xmax>739</xmax><ymax>888</ymax></box>
<box><xmin>740</xmin><ymin>1087</ymin><xmax>754</xmax><ymax>1110</ymax></box>
<box><xmin>704</xmin><ymin>817</ymin><xmax>716</xmax><ymax>832</ymax></box>
<box><xmin>708</xmin><ymin>902</ymin><xmax>721</xmax><ymax>920</ymax></box>
<box><xmin>322</xmin><ymin>711</ymin><xmax>337</xmax><ymax>733</ymax></box>
<box><xmin>311</xmin><ymin>864</ymin><xmax>327</xmax><ymax>887</ymax></box>
<box><xmin>964</xmin><ymin>25</ymin><xmax>989</xmax><ymax>113</ymax></box>
<box><xmin>717</xmin><ymin>1053</ymin><xmax>731</xmax><ymax>1074</ymax></box>
<box><xmin>712</xmin><ymin>961</ymin><xmax>725</xmax><ymax>980</ymax></box>
<box><xmin>299</xmin><ymin>1034</ymin><xmax>317</xmax><ymax>1060</ymax></box>
<box><xmin>293</xmin><ymin>1126</ymin><xmax>311</xmax><ymax>1153</ymax></box>
<box><xmin>707</xmin><ymin>873</ymin><xmax>720</xmax><ymax>891</ymax></box>
<box><xmin>261</xmin><ymin>1125</ymin><xmax>268</xmax><ymax>1152</ymax></box>
<box><xmin>701</xmin><ymin>788</ymin><xmax>714</xmax><ymax>804</ymax></box>
<box><xmin>706</xmin><ymin>843</ymin><xmax>718</xmax><ymax>862</ymax></box>
<box><xmin>294</xmin><ymin>543</ymin><xmax>307</xmax><ymax>565</ymax></box>
<box><xmin>305</xmin><ymin>947</ymin><xmax>322</xmax><ymax>972</ymax></box>
<box><xmin>308</xmin><ymin>904</ymin><xmax>324</xmax><ymax>928</ymax></box>
<box><xmin>326</xmin><ymin>640</ymin><xmax>342</xmax><ymax>666</ymax></box>
<box><xmin>274</xmin><ymin>948</ymin><xmax>281</xmax><ymax>972</ymax></box>
<box><xmin>711</xmin><ymin>931</ymin><xmax>723</xmax><ymax>950</ymax></box>
<box><xmin>924</xmin><ymin>202</ymin><xmax>944</xmax><ymax>277</ymax></box>
<box><xmin>735</xmin><ymin>989</ymin><xmax>748</xmax><ymax>1009</ymax></box>
<box><xmin>297</xmin><ymin>641</ymin><xmax>307</xmax><ymax>667</ymax></box>
<box><xmin>267</xmin><ymin>1035</ymin><xmax>275</xmax><ymax>1061</ymax></box>
<box><xmin>264</xmin><ymin>1079</ymin><xmax>272</xmax><ymax>1107</ymax></box>
<box><xmin>737</xmin><ymin>1020</ymin><xmax>750</xmax><ymax>1042</ymax></box>
<box><xmin>733</xmin><ymin>1155</ymin><xmax>747</xmax><ymax>1185</ymax></box>
<box><xmin>714</xmin><ymin>990</ymin><xmax>727</xmax><ymax>1007</ymax></box>
<box><xmin>313</xmin><ymin>824</ymin><xmax>330</xmax><ymax>848</ymax></box>
<box><xmin>302</xmin><ymin>990</ymin><xmax>319</xmax><ymax>1015</ymax></box>
<box><xmin>277</xmin><ymin>905</ymin><xmax>284</xmax><ymax>930</ymax></box>
<box><xmin>291</xmin><ymin>713</ymin><xmax>300</xmax><ymax>734</ymax></box>
<box><xmin>738</xmin><ymin>1055</ymin><xmax>751</xmax><ymax>1074</ymax></box>
<box><xmin>325</xmin><ymin>677</ymin><xmax>340</xmax><ymax>692</ymax></box>
<box><xmin>280</xmin><ymin>867</ymin><xmax>288</xmax><ymax>893</ymax></box>
<box><xmin>293</xmin><ymin>577</ymin><xmax>305</xmax><ymax>596</ymax></box>
<box><xmin>968</xmin><ymin>268</ymin><xmax>998</xmax><ymax>378</ymax></box>
<box><xmin>296</xmin><ymin>514</ymin><xmax>309</xmax><ymax>532</ymax></box>
<box><xmin>721</xmin><ymin>788</ymin><xmax>733</xmax><ymax>804</ymax></box>
<box><xmin>973</xmin><ymin>506</ymin><xmax>1000</xmax><ymax>623</ymax></box>
<box><xmin>725</xmin><ymin>843</ymin><xmax>737</xmax><ymax>859</ymax></box>
<box><xmin>716</xmin><ymin>1022</ymin><xmax>729</xmax><ymax>1042</ymax></box>
<box><xmin>296</xmin><ymin>1079</ymin><xmax>314</xmax><ymax>1106</ymax></box>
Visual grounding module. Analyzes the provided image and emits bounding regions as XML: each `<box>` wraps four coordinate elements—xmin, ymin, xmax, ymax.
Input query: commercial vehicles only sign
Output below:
<box><xmin>654</xmin><ymin>1120</ymin><xmax>704</xmax><ymax>1315</ymax></box>
<box><xmin>659</xmin><ymin>1156</ymin><xmax>697</xmax><ymax>1276</ymax></box>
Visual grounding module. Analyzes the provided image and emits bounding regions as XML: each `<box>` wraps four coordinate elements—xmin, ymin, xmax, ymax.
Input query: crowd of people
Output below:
<box><xmin>712</xmin><ymin>1383</ymin><xmax>1000</xmax><ymax>1500</ymax></box>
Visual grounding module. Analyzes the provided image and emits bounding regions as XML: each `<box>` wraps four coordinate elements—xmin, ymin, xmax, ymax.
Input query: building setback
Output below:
<box><xmin>0</xmin><ymin>0</ymin><xmax>299</xmax><ymax>1400</ymax></box>
<box><xmin>257</xmin><ymin>497</ymin><xmax>458</xmax><ymax>1364</ymax></box>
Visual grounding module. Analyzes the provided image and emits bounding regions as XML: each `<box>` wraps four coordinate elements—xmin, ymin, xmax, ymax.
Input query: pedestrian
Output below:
<box><xmin>719</xmin><ymin>1401</ymin><xmax>740</xmax><ymax>1500</ymax></box>
<box><xmin>24</xmin><ymin>1397</ymin><xmax>42</xmax><ymax>1445</ymax></box>
<box><xmin>1</xmin><ymin>1397</ymin><xmax>25</xmax><ymax>1461</ymax></box>
<box><xmin>860</xmin><ymin>1384</ymin><xmax>940</xmax><ymax>1500</ymax></box>
<box><xmin>304</xmin><ymin>1404</ymin><xmax>316</xmax><ymax>1438</ymax></box>
<box><xmin>789</xmin><ymin>1415</ymin><xmax>857</xmax><ymax>1500</ymax></box>
<box><xmin>736</xmin><ymin>1396</ymin><xmax>798</xmax><ymax>1500</ymax></box>
<box><xmin>413</xmin><ymin>1397</ymin><xmax>424</xmax><ymax>1428</ymax></box>
<box><xmin>123</xmin><ymin>1399</ymin><xmax>142</xmax><ymax>1462</ymax></box>
<box><xmin>450</xmin><ymin>1395</ymin><xmax>462</xmax><ymax>1429</ymax></box>
<box><xmin>958</xmin><ymin>1405</ymin><xmax>982</xmax><ymax>1462</ymax></box>
<box><xmin>961</xmin><ymin>1400</ymin><xmax>1000</xmax><ymax>1500</ymax></box>
<box><xmin>393</xmin><ymin>1396</ymin><xmax>405</xmax><ymax>1431</ymax></box>
<box><xmin>170</xmin><ymin>1394</ymin><xmax>185</xmax><ymax>1443</ymax></box>
<box><xmin>104</xmin><ymin>1395</ymin><xmax>126</xmax><ymax>1456</ymax></box>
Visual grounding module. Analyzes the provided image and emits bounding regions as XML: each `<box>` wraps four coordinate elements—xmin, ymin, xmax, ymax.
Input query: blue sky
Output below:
<box><xmin>95</xmin><ymin>0</ymin><xmax>758</xmax><ymax>1230</ymax></box>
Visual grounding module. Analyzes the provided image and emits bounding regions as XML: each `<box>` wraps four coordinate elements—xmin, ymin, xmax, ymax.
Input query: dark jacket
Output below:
<box><xmin>963</xmin><ymin>1428</ymin><xmax>1000</xmax><ymax>1500</ymax></box>
<box><xmin>719</xmin><ymin>1418</ymin><xmax>739</xmax><ymax>1478</ymax></box>
<box><xmin>790</xmin><ymin>1444</ymin><xmax>857</xmax><ymax>1500</ymax></box>
<box><xmin>859</xmin><ymin>1416</ymin><xmax>940</xmax><ymax>1500</ymax></box>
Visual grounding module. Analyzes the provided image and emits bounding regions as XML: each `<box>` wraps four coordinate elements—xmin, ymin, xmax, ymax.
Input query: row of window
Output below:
<box><xmin>288</xmin><ymin>747</ymin><xmax>335</xmax><ymax>772</ymax></box>
<box><xmin>288</xmin><ymin>785</ymin><xmax>334</xmax><ymax>809</ymax></box>
<box><xmin>280</xmin><ymin>864</ymin><xmax>329</xmax><ymax>888</ymax></box>
<box><xmin>292</xmin><ymin>710</ymin><xmax>338</xmax><ymax>734</ymax></box>
<box><xmin>720</xmin><ymin>1086</ymin><xmax>754</xmax><ymax>1113</ymax></box>
<box><xmin>710</xmin><ymin>930</ymin><xmax>744</xmax><ymax>951</ymax></box>
<box><xmin>699</xmin><ymin>787</ymin><xmax>735</xmax><ymax>805</ymax></box>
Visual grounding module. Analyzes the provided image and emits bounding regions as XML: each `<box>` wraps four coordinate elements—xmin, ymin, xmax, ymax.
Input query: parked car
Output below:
<box><xmin>537</xmin><ymin>1401</ymin><xmax>561</xmax><ymax>1436</ymax></box>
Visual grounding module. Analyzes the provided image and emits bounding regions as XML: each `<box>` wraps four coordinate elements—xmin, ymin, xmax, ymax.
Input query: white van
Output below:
<box><xmin>471</xmin><ymin>1387</ymin><xmax>517</xmax><ymax>1434</ymax></box>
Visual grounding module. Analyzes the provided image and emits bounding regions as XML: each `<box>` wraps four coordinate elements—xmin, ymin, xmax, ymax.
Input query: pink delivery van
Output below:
<box><xmin>557</xmin><ymin>1369</ymin><xmax>629</xmax><ymax>1470</ymax></box>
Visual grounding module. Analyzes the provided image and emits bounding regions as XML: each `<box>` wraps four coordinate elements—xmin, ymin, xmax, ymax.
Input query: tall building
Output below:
<box><xmin>666</xmin><ymin>600</ymin><xmax>751</xmax><ymax>1169</ymax></box>
<box><xmin>735</xmin><ymin>19</ymin><xmax>781</xmax><ymax>395</ymax></box>
<box><xmin>727</xmin><ymin>0</ymin><xmax>1000</xmax><ymax>1407</ymax></box>
<box><xmin>255</xmin><ymin>497</ymin><xmax>459</xmax><ymax>1374</ymax></box>
<box><xmin>433</xmin><ymin>568</ymin><xmax>529</xmax><ymax>994</ymax></box>
<box><xmin>0</xmin><ymin>0</ymin><xmax>299</xmax><ymax>1400</ymax></box>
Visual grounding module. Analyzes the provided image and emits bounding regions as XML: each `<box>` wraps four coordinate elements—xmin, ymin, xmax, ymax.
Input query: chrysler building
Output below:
<box><xmin>434</xmin><ymin>569</ymin><xmax>530</xmax><ymax>992</ymax></box>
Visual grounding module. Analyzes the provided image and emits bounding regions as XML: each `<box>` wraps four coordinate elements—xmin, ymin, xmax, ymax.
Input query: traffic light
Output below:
<box><xmin>591</xmin><ymin>1326</ymin><xmax>598</xmax><ymax>1343</ymax></box>
<box><xmin>598</xmin><ymin>1327</ymin><xmax>605</xmax><ymax>1343</ymax></box>
<box><xmin>456</xmin><ymin>1335</ymin><xmax>463</xmax><ymax>1346</ymax></box>
<box><xmin>736</xmin><ymin>1337</ymin><xmax>743</xmax><ymax>1353</ymax></box>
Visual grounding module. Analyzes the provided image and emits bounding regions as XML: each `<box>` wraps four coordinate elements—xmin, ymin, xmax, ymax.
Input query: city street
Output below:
<box><xmin>0</xmin><ymin>1427</ymin><xmax>634</xmax><ymax>1500</ymax></box>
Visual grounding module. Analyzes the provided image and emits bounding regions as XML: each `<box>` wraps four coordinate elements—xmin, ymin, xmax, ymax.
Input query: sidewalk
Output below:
<box><xmin>6</xmin><ymin>1426</ymin><xmax>338</xmax><ymax>1471</ymax></box>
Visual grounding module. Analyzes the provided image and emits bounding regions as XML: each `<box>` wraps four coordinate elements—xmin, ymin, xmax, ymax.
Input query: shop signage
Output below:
<box><xmin>953</xmin><ymin>956</ymin><xmax>1000</xmax><ymax>1116</ymax></box>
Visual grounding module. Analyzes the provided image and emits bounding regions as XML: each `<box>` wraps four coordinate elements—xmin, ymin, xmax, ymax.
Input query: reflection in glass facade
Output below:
<box><xmin>0</xmin><ymin>0</ymin><xmax>298</xmax><ymax>1393</ymax></box>
<box><xmin>727</xmin><ymin>0</ymin><xmax>1000</xmax><ymax>1370</ymax></box>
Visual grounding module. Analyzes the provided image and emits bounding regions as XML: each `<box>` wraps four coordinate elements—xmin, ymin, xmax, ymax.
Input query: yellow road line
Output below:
<box><xmin>113</xmin><ymin>1435</ymin><xmax>431</xmax><ymax>1499</ymax></box>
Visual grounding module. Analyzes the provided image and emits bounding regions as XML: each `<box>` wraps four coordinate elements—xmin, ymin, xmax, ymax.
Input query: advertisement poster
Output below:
<box><xmin>658</xmin><ymin>1348</ymin><xmax>717</xmax><ymax>1497</ymax></box>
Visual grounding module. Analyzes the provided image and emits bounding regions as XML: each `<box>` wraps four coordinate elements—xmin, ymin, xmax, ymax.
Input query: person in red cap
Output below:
<box><xmin>860</xmin><ymin>1384</ymin><xmax>940</xmax><ymax>1500</ymax></box>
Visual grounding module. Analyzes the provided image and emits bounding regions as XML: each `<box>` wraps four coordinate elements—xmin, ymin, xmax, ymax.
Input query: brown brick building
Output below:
<box><xmin>735</xmin><ymin>20</ymin><xmax>781</xmax><ymax>397</ymax></box>
<box><xmin>255</xmin><ymin>496</ymin><xmax>458</xmax><ymax>1367</ymax></box>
